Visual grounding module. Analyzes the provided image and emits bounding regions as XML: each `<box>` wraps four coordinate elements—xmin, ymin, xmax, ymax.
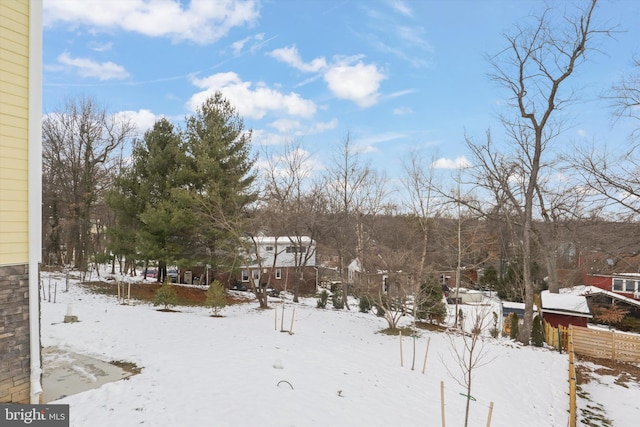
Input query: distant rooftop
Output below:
<box><xmin>540</xmin><ymin>290</ymin><xmax>591</xmax><ymax>316</ymax></box>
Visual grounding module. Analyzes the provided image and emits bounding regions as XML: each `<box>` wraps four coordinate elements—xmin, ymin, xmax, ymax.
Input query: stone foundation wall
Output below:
<box><xmin>0</xmin><ymin>264</ymin><xmax>31</xmax><ymax>403</ymax></box>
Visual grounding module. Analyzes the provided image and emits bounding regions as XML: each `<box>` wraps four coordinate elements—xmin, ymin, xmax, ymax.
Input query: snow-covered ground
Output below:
<box><xmin>39</xmin><ymin>271</ymin><xmax>639</xmax><ymax>427</ymax></box>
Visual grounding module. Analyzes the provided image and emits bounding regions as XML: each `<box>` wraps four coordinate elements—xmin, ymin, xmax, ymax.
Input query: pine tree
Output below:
<box><xmin>154</xmin><ymin>281</ymin><xmax>178</xmax><ymax>310</ymax></box>
<box><xmin>108</xmin><ymin>94</ymin><xmax>257</xmax><ymax>274</ymax></box>
<box><xmin>181</xmin><ymin>92</ymin><xmax>257</xmax><ymax>267</ymax></box>
<box><xmin>509</xmin><ymin>312</ymin><xmax>519</xmax><ymax>340</ymax></box>
<box><xmin>107</xmin><ymin>118</ymin><xmax>185</xmax><ymax>280</ymax></box>
<box><xmin>358</xmin><ymin>295</ymin><xmax>372</xmax><ymax>313</ymax></box>
<box><xmin>316</xmin><ymin>290</ymin><xmax>329</xmax><ymax>309</ymax></box>
<box><xmin>206</xmin><ymin>280</ymin><xmax>227</xmax><ymax>316</ymax></box>
<box><xmin>415</xmin><ymin>274</ymin><xmax>446</xmax><ymax>324</ymax></box>
<box><xmin>531</xmin><ymin>315</ymin><xmax>544</xmax><ymax>347</ymax></box>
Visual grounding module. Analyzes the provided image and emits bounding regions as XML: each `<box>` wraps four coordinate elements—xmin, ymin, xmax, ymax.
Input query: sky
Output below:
<box><xmin>38</xmin><ymin>268</ymin><xmax>640</xmax><ymax>427</ymax></box>
<box><xmin>42</xmin><ymin>0</ymin><xmax>640</xmax><ymax>186</ymax></box>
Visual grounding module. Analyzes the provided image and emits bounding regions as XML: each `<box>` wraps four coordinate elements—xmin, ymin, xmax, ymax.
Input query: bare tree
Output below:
<box><xmin>261</xmin><ymin>141</ymin><xmax>325</xmax><ymax>302</ymax></box>
<box><xmin>42</xmin><ymin>96</ymin><xmax>134</xmax><ymax>272</ymax></box>
<box><xmin>323</xmin><ymin>134</ymin><xmax>386</xmax><ymax>309</ymax></box>
<box><xmin>610</xmin><ymin>56</ymin><xmax>640</xmax><ymax>134</ymax></box>
<box><xmin>443</xmin><ymin>306</ymin><xmax>495</xmax><ymax>427</ymax></box>
<box><xmin>571</xmin><ymin>57</ymin><xmax>640</xmax><ymax>219</ymax></box>
<box><xmin>400</xmin><ymin>149</ymin><xmax>445</xmax><ymax>287</ymax></box>
<box><xmin>474</xmin><ymin>0</ymin><xmax>609</xmax><ymax>343</ymax></box>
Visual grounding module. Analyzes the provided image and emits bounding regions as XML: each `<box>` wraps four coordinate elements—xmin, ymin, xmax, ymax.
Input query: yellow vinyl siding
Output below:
<box><xmin>0</xmin><ymin>1</ymin><xmax>29</xmax><ymax>265</ymax></box>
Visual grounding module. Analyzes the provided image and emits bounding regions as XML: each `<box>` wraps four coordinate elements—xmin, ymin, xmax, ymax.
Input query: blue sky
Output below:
<box><xmin>42</xmin><ymin>0</ymin><xmax>640</xmax><ymax>184</ymax></box>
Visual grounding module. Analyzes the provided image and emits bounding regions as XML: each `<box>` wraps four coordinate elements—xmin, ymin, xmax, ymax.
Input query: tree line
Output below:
<box><xmin>42</xmin><ymin>0</ymin><xmax>639</xmax><ymax>344</ymax></box>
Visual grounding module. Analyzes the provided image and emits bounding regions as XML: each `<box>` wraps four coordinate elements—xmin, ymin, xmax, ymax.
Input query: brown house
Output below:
<box><xmin>230</xmin><ymin>236</ymin><xmax>318</xmax><ymax>295</ymax></box>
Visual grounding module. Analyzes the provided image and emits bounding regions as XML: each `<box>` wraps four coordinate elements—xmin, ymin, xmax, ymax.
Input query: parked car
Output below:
<box><xmin>167</xmin><ymin>269</ymin><xmax>178</xmax><ymax>283</ymax></box>
<box><xmin>144</xmin><ymin>267</ymin><xmax>157</xmax><ymax>279</ymax></box>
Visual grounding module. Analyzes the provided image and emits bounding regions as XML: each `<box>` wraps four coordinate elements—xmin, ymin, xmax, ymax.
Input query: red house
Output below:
<box><xmin>582</xmin><ymin>273</ymin><xmax>640</xmax><ymax>301</ymax></box>
<box><xmin>540</xmin><ymin>290</ymin><xmax>592</xmax><ymax>328</ymax></box>
<box><xmin>579</xmin><ymin>250</ymin><xmax>640</xmax><ymax>301</ymax></box>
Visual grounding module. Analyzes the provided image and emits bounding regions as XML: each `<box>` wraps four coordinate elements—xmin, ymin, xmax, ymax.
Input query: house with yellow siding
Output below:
<box><xmin>0</xmin><ymin>0</ymin><xmax>42</xmax><ymax>404</ymax></box>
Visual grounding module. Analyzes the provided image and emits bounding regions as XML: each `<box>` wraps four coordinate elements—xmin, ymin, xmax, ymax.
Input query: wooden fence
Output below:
<box><xmin>544</xmin><ymin>321</ymin><xmax>640</xmax><ymax>427</ymax></box>
<box><xmin>543</xmin><ymin>320</ymin><xmax>640</xmax><ymax>363</ymax></box>
<box><xmin>567</xmin><ymin>330</ymin><xmax>577</xmax><ymax>427</ymax></box>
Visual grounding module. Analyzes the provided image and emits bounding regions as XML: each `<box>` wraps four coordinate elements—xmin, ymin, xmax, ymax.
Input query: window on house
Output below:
<box><xmin>275</xmin><ymin>269</ymin><xmax>281</xmax><ymax>280</ymax></box>
<box><xmin>266</xmin><ymin>246</ymin><xmax>274</xmax><ymax>251</ymax></box>
<box><xmin>613</xmin><ymin>278</ymin><xmax>623</xmax><ymax>292</ymax></box>
<box><xmin>241</xmin><ymin>270</ymin><xmax>249</xmax><ymax>282</ymax></box>
<box><xmin>252</xmin><ymin>270</ymin><xmax>260</xmax><ymax>280</ymax></box>
<box><xmin>625</xmin><ymin>280</ymin><xmax>636</xmax><ymax>292</ymax></box>
<box><xmin>285</xmin><ymin>246</ymin><xmax>306</xmax><ymax>253</ymax></box>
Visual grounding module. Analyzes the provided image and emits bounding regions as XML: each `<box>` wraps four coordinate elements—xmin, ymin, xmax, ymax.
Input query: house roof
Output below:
<box><xmin>540</xmin><ymin>290</ymin><xmax>592</xmax><ymax>317</ymax></box>
<box><xmin>244</xmin><ymin>236</ymin><xmax>315</xmax><ymax>245</ymax></box>
<box><xmin>561</xmin><ymin>285</ymin><xmax>640</xmax><ymax>310</ymax></box>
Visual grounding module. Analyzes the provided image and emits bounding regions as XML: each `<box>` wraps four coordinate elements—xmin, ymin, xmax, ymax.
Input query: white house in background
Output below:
<box><xmin>234</xmin><ymin>236</ymin><xmax>317</xmax><ymax>294</ymax></box>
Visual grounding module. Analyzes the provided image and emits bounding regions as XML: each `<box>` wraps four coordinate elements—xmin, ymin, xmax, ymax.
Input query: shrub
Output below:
<box><xmin>154</xmin><ymin>282</ymin><xmax>177</xmax><ymax>310</ymax></box>
<box><xmin>359</xmin><ymin>295</ymin><xmax>372</xmax><ymax>313</ymax></box>
<box><xmin>509</xmin><ymin>312</ymin><xmax>519</xmax><ymax>340</ymax></box>
<box><xmin>415</xmin><ymin>275</ymin><xmax>445</xmax><ymax>323</ymax></box>
<box><xmin>531</xmin><ymin>315</ymin><xmax>544</xmax><ymax>347</ymax></box>
<box><xmin>332</xmin><ymin>289</ymin><xmax>344</xmax><ymax>309</ymax></box>
<box><xmin>316</xmin><ymin>290</ymin><xmax>329</xmax><ymax>309</ymax></box>
<box><xmin>206</xmin><ymin>280</ymin><xmax>227</xmax><ymax>316</ymax></box>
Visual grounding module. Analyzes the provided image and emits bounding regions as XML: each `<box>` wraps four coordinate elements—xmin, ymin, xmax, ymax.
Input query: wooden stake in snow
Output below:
<box><xmin>440</xmin><ymin>381</ymin><xmax>446</xmax><ymax>427</ymax></box>
<box><xmin>117</xmin><ymin>280</ymin><xmax>121</xmax><ymax>303</ymax></box>
<box><xmin>422</xmin><ymin>336</ymin><xmax>431</xmax><ymax>374</ymax></box>
<box><xmin>486</xmin><ymin>401</ymin><xmax>494</xmax><ymax>427</ymax></box>
<box><xmin>280</xmin><ymin>301</ymin><xmax>286</xmax><ymax>332</ymax></box>
<box><xmin>399</xmin><ymin>330</ymin><xmax>404</xmax><ymax>367</ymax></box>
<box><xmin>289</xmin><ymin>307</ymin><xmax>296</xmax><ymax>335</ymax></box>
<box><xmin>127</xmin><ymin>282</ymin><xmax>131</xmax><ymax>305</ymax></box>
<box><xmin>274</xmin><ymin>305</ymin><xmax>278</xmax><ymax>330</ymax></box>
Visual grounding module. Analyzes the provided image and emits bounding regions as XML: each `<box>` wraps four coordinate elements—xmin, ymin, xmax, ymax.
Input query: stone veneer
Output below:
<box><xmin>0</xmin><ymin>264</ymin><xmax>31</xmax><ymax>403</ymax></box>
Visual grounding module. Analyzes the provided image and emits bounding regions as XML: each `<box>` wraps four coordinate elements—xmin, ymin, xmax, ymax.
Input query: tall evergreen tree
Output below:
<box><xmin>108</xmin><ymin>93</ymin><xmax>256</xmax><ymax>279</ymax></box>
<box><xmin>108</xmin><ymin>118</ymin><xmax>185</xmax><ymax>280</ymax></box>
<box><xmin>180</xmin><ymin>92</ymin><xmax>257</xmax><ymax>270</ymax></box>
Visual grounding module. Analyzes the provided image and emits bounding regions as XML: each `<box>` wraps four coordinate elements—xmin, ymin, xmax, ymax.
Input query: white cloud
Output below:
<box><xmin>307</xmin><ymin>119</ymin><xmax>338</xmax><ymax>134</ymax></box>
<box><xmin>577</xmin><ymin>129</ymin><xmax>588</xmax><ymax>138</ymax></box>
<box><xmin>269</xmin><ymin>119</ymin><xmax>301</xmax><ymax>133</ymax></box>
<box><xmin>268</xmin><ymin>45</ymin><xmax>327</xmax><ymax>73</ymax></box>
<box><xmin>357</xmin><ymin>132</ymin><xmax>406</xmax><ymax>146</ymax></box>
<box><xmin>268</xmin><ymin>46</ymin><xmax>385</xmax><ymax>108</ymax></box>
<box><xmin>231</xmin><ymin>33</ymin><xmax>265</xmax><ymax>55</ymax></box>
<box><xmin>252</xmin><ymin>129</ymin><xmax>294</xmax><ymax>146</ymax></box>
<box><xmin>393</xmin><ymin>107</ymin><xmax>414</xmax><ymax>115</ymax></box>
<box><xmin>324</xmin><ymin>61</ymin><xmax>386</xmax><ymax>108</ymax></box>
<box><xmin>88</xmin><ymin>41</ymin><xmax>113</xmax><ymax>52</ymax></box>
<box><xmin>254</xmin><ymin>119</ymin><xmax>339</xmax><ymax>148</ymax></box>
<box><xmin>188</xmin><ymin>72</ymin><xmax>317</xmax><ymax>119</ymax></box>
<box><xmin>114</xmin><ymin>109</ymin><xmax>162</xmax><ymax>135</ymax></box>
<box><xmin>389</xmin><ymin>0</ymin><xmax>413</xmax><ymax>17</ymax></box>
<box><xmin>57</xmin><ymin>52</ymin><xmax>129</xmax><ymax>80</ymax></box>
<box><xmin>432</xmin><ymin>156</ymin><xmax>471</xmax><ymax>169</ymax></box>
<box><xmin>44</xmin><ymin>0</ymin><xmax>260</xmax><ymax>45</ymax></box>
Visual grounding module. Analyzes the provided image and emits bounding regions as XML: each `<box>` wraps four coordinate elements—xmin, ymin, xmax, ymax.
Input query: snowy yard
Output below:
<box><xmin>40</xmin><ymin>271</ymin><xmax>639</xmax><ymax>427</ymax></box>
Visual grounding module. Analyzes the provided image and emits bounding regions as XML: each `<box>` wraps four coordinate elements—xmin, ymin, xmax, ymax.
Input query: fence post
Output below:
<box><xmin>568</xmin><ymin>325</ymin><xmax>576</xmax><ymax>427</ymax></box>
<box><xmin>557</xmin><ymin>326</ymin><xmax>562</xmax><ymax>353</ymax></box>
<box><xmin>611</xmin><ymin>330</ymin><xmax>616</xmax><ymax>361</ymax></box>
